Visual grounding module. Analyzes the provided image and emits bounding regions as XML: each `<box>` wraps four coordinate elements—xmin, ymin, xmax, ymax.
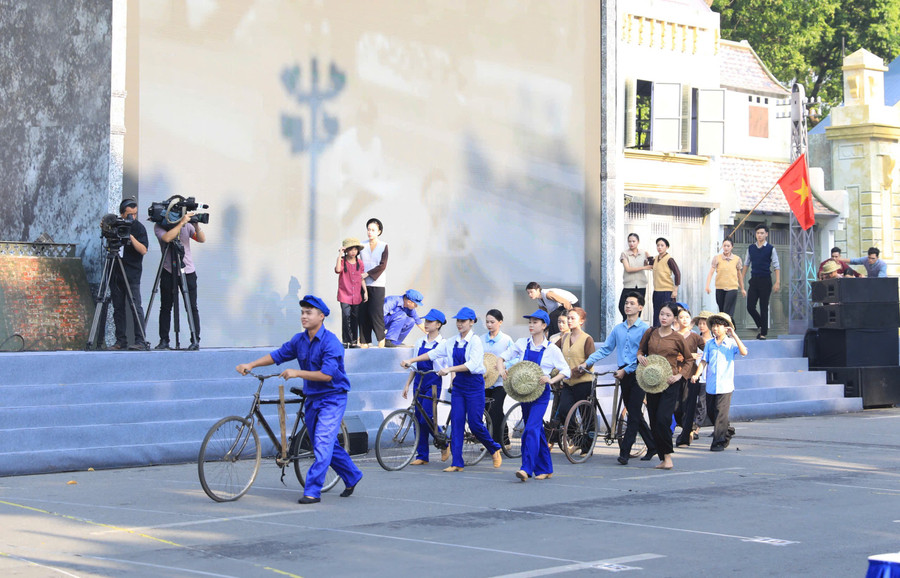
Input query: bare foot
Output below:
<box><xmin>655</xmin><ymin>459</ymin><xmax>673</xmax><ymax>470</ymax></box>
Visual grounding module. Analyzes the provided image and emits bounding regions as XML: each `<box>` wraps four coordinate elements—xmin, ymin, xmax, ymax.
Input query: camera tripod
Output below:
<box><xmin>145</xmin><ymin>238</ymin><xmax>199</xmax><ymax>350</ymax></box>
<box><xmin>86</xmin><ymin>241</ymin><xmax>148</xmax><ymax>350</ymax></box>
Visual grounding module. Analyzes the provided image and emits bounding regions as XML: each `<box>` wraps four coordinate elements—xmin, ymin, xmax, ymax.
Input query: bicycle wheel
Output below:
<box><xmin>615</xmin><ymin>402</ymin><xmax>650</xmax><ymax>459</ymax></box>
<box><xmin>375</xmin><ymin>409</ymin><xmax>419</xmax><ymax>471</ymax></box>
<box><xmin>291</xmin><ymin>421</ymin><xmax>350</xmax><ymax>493</ymax></box>
<box><xmin>502</xmin><ymin>402</ymin><xmax>524</xmax><ymax>458</ymax></box>
<box><xmin>198</xmin><ymin>416</ymin><xmax>261</xmax><ymax>502</ymax></box>
<box><xmin>562</xmin><ymin>401</ymin><xmax>598</xmax><ymax>464</ymax></box>
<box><xmin>446</xmin><ymin>410</ymin><xmax>492</xmax><ymax>466</ymax></box>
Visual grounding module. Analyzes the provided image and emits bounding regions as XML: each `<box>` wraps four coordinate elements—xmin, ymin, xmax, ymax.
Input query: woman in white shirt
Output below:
<box><xmin>359</xmin><ymin>217</ymin><xmax>388</xmax><ymax>347</ymax></box>
<box><xmin>482</xmin><ymin>309</ymin><xmax>514</xmax><ymax>445</ymax></box>
<box><xmin>497</xmin><ymin>310</ymin><xmax>570</xmax><ymax>482</ymax></box>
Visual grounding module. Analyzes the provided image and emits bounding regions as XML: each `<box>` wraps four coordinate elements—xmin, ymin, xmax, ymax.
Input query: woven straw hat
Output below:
<box><xmin>504</xmin><ymin>361</ymin><xmax>545</xmax><ymax>402</ymax></box>
<box><xmin>692</xmin><ymin>310</ymin><xmax>714</xmax><ymax>326</ymax></box>
<box><xmin>483</xmin><ymin>353</ymin><xmax>500</xmax><ymax>388</ymax></box>
<box><xmin>821</xmin><ymin>259</ymin><xmax>841</xmax><ymax>276</ymax></box>
<box><xmin>636</xmin><ymin>354</ymin><xmax>673</xmax><ymax>394</ymax></box>
<box><xmin>707</xmin><ymin>311</ymin><xmax>735</xmax><ymax>330</ymax></box>
<box><xmin>341</xmin><ymin>237</ymin><xmax>364</xmax><ymax>252</ymax></box>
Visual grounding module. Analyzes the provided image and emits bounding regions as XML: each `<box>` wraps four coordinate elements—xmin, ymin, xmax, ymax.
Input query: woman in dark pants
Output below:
<box><xmin>705</xmin><ymin>238</ymin><xmax>745</xmax><ymax>318</ymax></box>
<box><xmin>637</xmin><ymin>302</ymin><xmax>693</xmax><ymax>470</ymax></box>
<box><xmin>619</xmin><ymin>233</ymin><xmax>651</xmax><ymax>321</ymax></box>
<box><xmin>359</xmin><ymin>217</ymin><xmax>388</xmax><ymax>347</ymax></box>
<box><xmin>481</xmin><ymin>309</ymin><xmax>514</xmax><ymax>445</ymax></box>
<box><xmin>650</xmin><ymin>238</ymin><xmax>681</xmax><ymax>328</ymax></box>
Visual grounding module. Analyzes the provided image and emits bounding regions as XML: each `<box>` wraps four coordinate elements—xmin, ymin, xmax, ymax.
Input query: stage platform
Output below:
<box><xmin>0</xmin><ymin>337</ymin><xmax>861</xmax><ymax>476</ymax></box>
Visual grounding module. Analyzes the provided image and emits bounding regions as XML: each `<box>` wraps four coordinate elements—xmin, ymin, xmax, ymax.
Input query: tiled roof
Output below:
<box><xmin>720</xmin><ymin>156</ymin><xmax>837</xmax><ymax>215</ymax></box>
<box><xmin>719</xmin><ymin>40</ymin><xmax>790</xmax><ymax>97</ymax></box>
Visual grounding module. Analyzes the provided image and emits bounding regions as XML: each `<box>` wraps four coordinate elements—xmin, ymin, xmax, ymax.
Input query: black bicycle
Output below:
<box><xmin>375</xmin><ymin>370</ymin><xmax>494</xmax><ymax>470</ymax></box>
<box><xmin>560</xmin><ymin>370</ymin><xmax>649</xmax><ymax>464</ymax></box>
<box><xmin>198</xmin><ymin>372</ymin><xmax>350</xmax><ymax>502</ymax></box>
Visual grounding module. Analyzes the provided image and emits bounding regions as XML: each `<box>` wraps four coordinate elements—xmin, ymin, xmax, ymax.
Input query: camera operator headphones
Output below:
<box><xmin>119</xmin><ymin>197</ymin><xmax>138</xmax><ymax>214</ymax></box>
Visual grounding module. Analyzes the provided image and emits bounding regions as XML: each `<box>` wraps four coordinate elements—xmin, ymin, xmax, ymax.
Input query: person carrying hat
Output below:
<box><xmin>637</xmin><ymin>302</ymin><xmax>693</xmax><ymax>470</ymax></box>
<box><xmin>496</xmin><ymin>309</ymin><xmax>571</xmax><ymax>481</ymax></box>
<box><xmin>578</xmin><ymin>291</ymin><xmax>657</xmax><ymax>465</ymax></box>
<box><xmin>401</xmin><ymin>307</ymin><xmax>503</xmax><ymax>472</ymax></box>
<box><xmin>401</xmin><ymin>309</ymin><xmax>449</xmax><ymax>465</ymax></box>
<box><xmin>673</xmin><ymin>305</ymin><xmax>705</xmax><ymax>448</ymax></box>
<box><xmin>817</xmin><ymin>247</ymin><xmax>860</xmax><ymax>280</ymax></box>
<box><xmin>690</xmin><ymin>312</ymin><xmax>747</xmax><ymax>451</ymax></box>
<box><xmin>235</xmin><ymin>295</ymin><xmax>363</xmax><ymax>504</ymax></box>
<box><xmin>382</xmin><ymin>289</ymin><xmax>426</xmax><ymax>347</ymax></box>
<box><xmin>482</xmin><ymin>309</ymin><xmax>515</xmax><ymax>446</ymax></box>
<box><xmin>335</xmin><ymin>237</ymin><xmax>368</xmax><ymax>347</ymax></box>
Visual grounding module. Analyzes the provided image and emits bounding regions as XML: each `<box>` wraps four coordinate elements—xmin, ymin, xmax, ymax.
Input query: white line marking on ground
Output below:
<box><xmin>492</xmin><ymin>553</ymin><xmax>665</xmax><ymax>576</ymax></box>
<box><xmin>861</xmin><ymin>415</ymin><xmax>900</xmax><ymax>420</ymax></box>
<box><xmin>813</xmin><ymin>482</ymin><xmax>900</xmax><ymax>493</ymax></box>
<box><xmin>0</xmin><ymin>552</ymin><xmax>81</xmax><ymax>577</ymax></box>
<box><xmin>76</xmin><ymin>555</ymin><xmax>240</xmax><ymax>577</ymax></box>
<box><xmin>618</xmin><ymin>467</ymin><xmax>744</xmax><ymax>480</ymax></box>
<box><xmin>92</xmin><ymin>509</ymin><xmax>309</xmax><ymax>534</ymax></box>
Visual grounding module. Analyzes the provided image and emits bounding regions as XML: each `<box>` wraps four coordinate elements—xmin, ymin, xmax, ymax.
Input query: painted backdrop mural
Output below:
<box><xmin>136</xmin><ymin>1</ymin><xmax>589</xmax><ymax>346</ymax></box>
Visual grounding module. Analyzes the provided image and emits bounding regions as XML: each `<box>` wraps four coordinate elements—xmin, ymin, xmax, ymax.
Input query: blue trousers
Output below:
<box><xmin>520</xmin><ymin>387</ymin><xmax>552</xmax><ymax>477</ymax></box>
<box><xmin>303</xmin><ymin>392</ymin><xmax>363</xmax><ymax>498</ymax></box>
<box><xmin>414</xmin><ymin>384</ymin><xmax>442</xmax><ymax>461</ymax></box>
<box><xmin>384</xmin><ymin>316</ymin><xmax>416</xmax><ymax>345</ymax></box>
<box><xmin>450</xmin><ymin>384</ymin><xmax>501</xmax><ymax>467</ymax></box>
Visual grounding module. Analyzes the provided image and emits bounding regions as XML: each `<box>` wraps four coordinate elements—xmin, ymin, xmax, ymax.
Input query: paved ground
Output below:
<box><xmin>2</xmin><ymin>409</ymin><xmax>900</xmax><ymax>577</ymax></box>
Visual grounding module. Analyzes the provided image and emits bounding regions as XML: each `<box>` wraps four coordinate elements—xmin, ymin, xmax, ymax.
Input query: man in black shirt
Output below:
<box><xmin>110</xmin><ymin>198</ymin><xmax>150</xmax><ymax>350</ymax></box>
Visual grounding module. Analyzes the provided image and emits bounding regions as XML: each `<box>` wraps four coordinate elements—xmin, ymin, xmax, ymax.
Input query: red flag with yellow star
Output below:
<box><xmin>777</xmin><ymin>154</ymin><xmax>815</xmax><ymax>230</ymax></box>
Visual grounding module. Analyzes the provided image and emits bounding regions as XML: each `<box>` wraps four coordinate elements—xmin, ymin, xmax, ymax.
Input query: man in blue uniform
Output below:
<box><xmin>236</xmin><ymin>295</ymin><xmax>363</xmax><ymax>504</ymax></box>
<box><xmin>383</xmin><ymin>289</ymin><xmax>425</xmax><ymax>347</ymax></box>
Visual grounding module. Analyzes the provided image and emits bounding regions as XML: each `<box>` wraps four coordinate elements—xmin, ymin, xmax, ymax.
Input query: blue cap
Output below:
<box><xmin>299</xmin><ymin>294</ymin><xmax>330</xmax><ymax>317</ymax></box>
<box><xmin>523</xmin><ymin>309</ymin><xmax>551</xmax><ymax>325</ymax></box>
<box><xmin>403</xmin><ymin>289</ymin><xmax>424</xmax><ymax>306</ymax></box>
<box><xmin>423</xmin><ymin>308</ymin><xmax>446</xmax><ymax>324</ymax></box>
<box><xmin>676</xmin><ymin>302</ymin><xmax>690</xmax><ymax>314</ymax></box>
<box><xmin>453</xmin><ymin>307</ymin><xmax>477</xmax><ymax>321</ymax></box>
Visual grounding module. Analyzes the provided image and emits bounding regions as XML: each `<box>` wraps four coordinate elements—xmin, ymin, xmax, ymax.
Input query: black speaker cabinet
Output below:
<box><xmin>342</xmin><ymin>414</ymin><xmax>369</xmax><ymax>456</ymax></box>
<box><xmin>811</xmin><ymin>277</ymin><xmax>898</xmax><ymax>304</ymax></box>
<box><xmin>825</xmin><ymin>366</ymin><xmax>900</xmax><ymax>408</ymax></box>
<box><xmin>815</xmin><ymin>328</ymin><xmax>899</xmax><ymax>367</ymax></box>
<box><xmin>813</xmin><ymin>303</ymin><xmax>900</xmax><ymax>329</ymax></box>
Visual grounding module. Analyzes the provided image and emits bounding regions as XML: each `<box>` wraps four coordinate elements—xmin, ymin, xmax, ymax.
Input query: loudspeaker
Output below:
<box><xmin>815</xmin><ymin>328</ymin><xmax>899</xmax><ymax>367</ymax></box>
<box><xmin>813</xmin><ymin>303</ymin><xmax>900</xmax><ymax>329</ymax></box>
<box><xmin>825</xmin><ymin>366</ymin><xmax>900</xmax><ymax>408</ymax></box>
<box><xmin>811</xmin><ymin>277</ymin><xmax>898</xmax><ymax>304</ymax></box>
<box><xmin>342</xmin><ymin>414</ymin><xmax>369</xmax><ymax>456</ymax></box>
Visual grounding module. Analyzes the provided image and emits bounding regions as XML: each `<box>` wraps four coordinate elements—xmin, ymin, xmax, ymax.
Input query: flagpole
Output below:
<box><xmin>726</xmin><ymin>182</ymin><xmax>780</xmax><ymax>240</ymax></box>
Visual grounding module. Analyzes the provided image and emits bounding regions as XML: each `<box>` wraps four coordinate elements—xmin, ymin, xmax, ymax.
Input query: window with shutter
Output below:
<box><xmin>697</xmin><ymin>88</ymin><xmax>725</xmax><ymax>156</ymax></box>
<box><xmin>651</xmin><ymin>82</ymin><xmax>681</xmax><ymax>152</ymax></box>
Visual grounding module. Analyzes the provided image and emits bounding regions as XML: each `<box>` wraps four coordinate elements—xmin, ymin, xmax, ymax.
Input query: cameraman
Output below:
<box><xmin>110</xmin><ymin>198</ymin><xmax>149</xmax><ymax>350</ymax></box>
<box><xmin>154</xmin><ymin>209</ymin><xmax>206</xmax><ymax>350</ymax></box>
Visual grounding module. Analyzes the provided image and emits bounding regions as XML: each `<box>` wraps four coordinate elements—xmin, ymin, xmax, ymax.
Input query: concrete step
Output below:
<box><xmin>730</xmin><ymin>397</ymin><xmax>863</xmax><ymax>421</ymax></box>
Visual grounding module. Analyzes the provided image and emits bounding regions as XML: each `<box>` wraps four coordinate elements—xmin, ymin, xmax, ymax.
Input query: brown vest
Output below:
<box><xmin>562</xmin><ymin>330</ymin><xmax>593</xmax><ymax>385</ymax></box>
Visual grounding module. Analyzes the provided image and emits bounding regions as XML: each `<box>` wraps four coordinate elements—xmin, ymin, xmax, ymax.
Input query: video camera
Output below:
<box><xmin>148</xmin><ymin>195</ymin><xmax>210</xmax><ymax>228</ymax></box>
<box><xmin>99</xmin><ymin>213</ymin><xmax>132</xmax><ymax>249</ymax></box>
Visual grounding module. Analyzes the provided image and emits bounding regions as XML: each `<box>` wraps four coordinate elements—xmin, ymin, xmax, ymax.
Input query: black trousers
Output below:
<box><xmin>652</xmin><ymin>290</ymin><xmax>674</xmax><ymax>327</ymax></box>
<box><xmin>675</xmin><ymin>379</ymin><xmax>701</xmax><ymax>444</ymax></box>
<box><xmin>746</xmin><ymin>277</ymin><xmax>772</xmax><ymax>336</ymax></box>
<box><xmin>706</xmin><ymin>391</ymin><xmax>733</xmax><ymax>448</ymax></box>
<box><xmin>485</xmin><ymin>386</ymin><xmax>507</xmax><ymax>445</ymax></box>
<box><xmin>557</xmin><ymin>381</ymin><xmax>592</xmax><ymax>429</ymax></box>
<box><xmin>340</xmin><ymin>302</ymin><xmax>360</xmax><ymax>344</ymax></box>
<box><xmin>548</xmin><ymin>307</ymin><xmax>566</xmax><ymax>338</ymax></box>
<box><xmin>159</xmin><ymin>269</ymin><xmax>200</xmax><ymax>343</ymax></box>
<box><xmin>359</xmin><ymin>286</ymin><xmax>385</xmax><ymax>344</ymax></box>
<box><xmin>111</xmin><ymin>268</ymin><xmax>145</xmax><ymax>346</ymax></box>
<box><xmin>618</xmin><ymin>372</ymin><xmax>656</xmax><ymax>458</ymax></box>
<box><xmin>715</xmin><ymin>289</ymin><xmax>738</xmax><ymax>318</ymax></box>
<box><xmin>618</xmin><ymin>287</ymin><xmax>646</xmax><ymax>321</ymax></box>
<box><xmin>646</xmin><ymin>377</ymin><xmax>681</xmax><ymax>458</ymax></box>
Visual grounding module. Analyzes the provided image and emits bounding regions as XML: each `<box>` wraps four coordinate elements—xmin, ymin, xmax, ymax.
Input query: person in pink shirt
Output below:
<box><xmin>335</xmin><ymin>237</ymin><xmax>368</xmax><ymax>348</ymax></box>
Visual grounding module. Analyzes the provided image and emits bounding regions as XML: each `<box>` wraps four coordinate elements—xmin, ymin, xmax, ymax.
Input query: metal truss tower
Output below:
<box><xmin>787</xmin><ymin>83</ymin><xmax>816</xmax><ymax>334</ymax></box>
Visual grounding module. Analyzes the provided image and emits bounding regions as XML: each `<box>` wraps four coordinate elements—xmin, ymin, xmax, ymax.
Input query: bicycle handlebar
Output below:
<box><xmin>246</xmin><ymin>372</ymin><xmax>283</xmax><ymax>380</ymax></box>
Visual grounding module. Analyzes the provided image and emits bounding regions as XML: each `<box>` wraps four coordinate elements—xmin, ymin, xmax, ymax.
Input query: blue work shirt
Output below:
<box><xmin>849</xmin><ymin>257</ymin><xmax>888</xmax><ymax>278</ymax></box>
<box><xmin>482</xmin><ymin>331</ymin><xmax>514</xmax><ymax>388</ymax></box>
<box><xmin>583</xmin><ymin>318</ymin><xmax>649</xmax><ymax>373</ymax></box>
<box><xmin>702</xmin><ymin>336</ymin><xmax>743</xmax><ymax>395</ymax></box>
<box><xmin>384</xmin><ymin>295</ymin><xmax>422</xmax><ymax>325</ymax></box>
<box><xmin>270</xmin><ymin>326</ymin><xmax>350</xmax><ymax>397</ymax></box>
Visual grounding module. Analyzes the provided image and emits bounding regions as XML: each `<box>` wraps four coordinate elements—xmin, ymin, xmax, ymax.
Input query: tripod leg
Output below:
<box><xmin>87</xmin><ymin>254</ymin><xmax>116</xmax><ymax>350</ymax></box>
<box><xmin>145</xmin><ymin>243</ymin><xmax>170</xmax><ymax>329</ymax></box>
<box><xmin>114</xmin><ymin>257</ymin><xmax>147</xmax><ymax>346</ymax></box>
<box><xmin>176</xmin><ymin>267</ymin><xmax>199</xmax><ymax>349</ymax></box>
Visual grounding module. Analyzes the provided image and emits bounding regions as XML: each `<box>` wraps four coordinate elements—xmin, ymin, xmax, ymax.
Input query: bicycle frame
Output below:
<box><xmin>241</xmin><ymin>374</ymin><xmax>304</xmax><ymax>466</ymax></box>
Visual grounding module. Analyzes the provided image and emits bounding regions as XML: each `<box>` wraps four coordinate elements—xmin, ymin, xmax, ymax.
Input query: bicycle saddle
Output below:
<box><xmin>289</xmin><ymin>386</ymin><xmax>304</xmax><ymax>396</ymax></box>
